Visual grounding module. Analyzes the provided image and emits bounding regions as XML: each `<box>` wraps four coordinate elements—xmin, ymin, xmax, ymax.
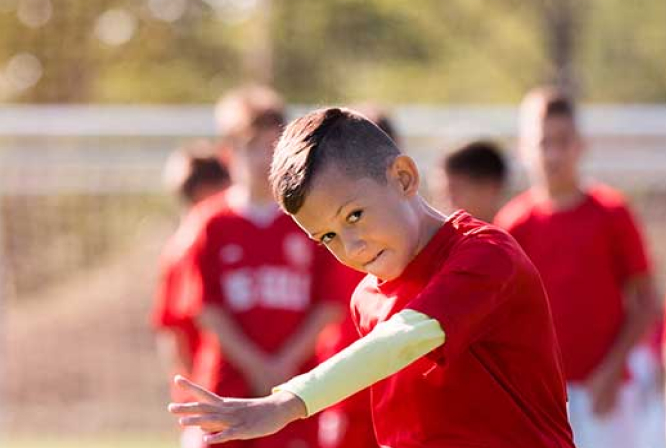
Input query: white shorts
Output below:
<box><xmin>629</xmin><ymin>346</ymin><xmax>666</xmax><ymax>448</ymax></box>
<box><xmin>567</xmin><ymin>379</ymin><xmax>665</xmax><ymax>448</ymax></box>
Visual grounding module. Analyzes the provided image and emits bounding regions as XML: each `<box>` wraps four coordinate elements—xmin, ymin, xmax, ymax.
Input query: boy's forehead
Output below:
<box><xmin>296</xmin><ymin>166</ymin><xmax>383</xmax><ymax>226</ymax></box>
<box><xmin>309</xmin><ymin>167</ymin><xmax>367</xmax><ymax>207</ymax></box>
<box><xmin>522</xmin><ymin>114</ymin><xmax>576</xmax><ymax>140</ymax></box>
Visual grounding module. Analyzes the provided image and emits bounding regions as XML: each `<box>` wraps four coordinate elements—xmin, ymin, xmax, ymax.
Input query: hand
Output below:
<box><xmin>168</xmin><ymin>375</ymin><xmax>307</xmax><ymax>445</ymax></box>
<box><xmin>586</xmin><ymin>361</ymin><xmax>623</xmax><ymax>416</ymax></box>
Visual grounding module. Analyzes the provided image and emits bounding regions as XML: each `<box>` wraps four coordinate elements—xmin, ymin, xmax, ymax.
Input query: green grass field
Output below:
<box><xmin>4</xmin><ymin>434</ymin><xmax>179</xmax><ymax>448</ymax></box>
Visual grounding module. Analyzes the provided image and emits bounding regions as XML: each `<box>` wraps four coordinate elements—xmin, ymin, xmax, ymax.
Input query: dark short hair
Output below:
<box><xmin>270</xmin><ymin>107</ymin><xmax>401</xmax><ymax>214</ymax></box>
<box><xmin>182</xmin><ymin>155</ymin><xmax>229</xmax><ymax>201</ymax></box>
<box><xmin>442</xmin><ymin>140</ymin><xmax>507</xmax><ymax>185</ymax></box>
<box><xmin>215</xmin><ymin>85</ymin><xmax>286</xmax><ymax>146</ymax></box>
<box><xmin>525</xmin><ymin>86</ymin><xmax>576</xmax><ymax>120</ymax></box>
<box><xmin>544</xmin><ymin>95</ymin><xmax>575</xmax><ymax>120</ymax></box>
<box><xmin>163</xmin><ymin>142</ymin><xmax>230</xmax><ymax>203</ymax></box>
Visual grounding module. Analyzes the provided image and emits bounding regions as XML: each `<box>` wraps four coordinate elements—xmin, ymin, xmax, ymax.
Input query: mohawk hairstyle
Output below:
<box><xmin>270</xmin><ymin>107</ymin><xmax>401</xmax><ymax>214</ymax></box>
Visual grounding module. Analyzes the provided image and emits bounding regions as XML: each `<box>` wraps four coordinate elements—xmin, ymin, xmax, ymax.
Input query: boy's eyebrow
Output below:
<box><xmin>310</xmin><ymin>196</ymin><xmax>358</xmax><ymax>239</ymax></box>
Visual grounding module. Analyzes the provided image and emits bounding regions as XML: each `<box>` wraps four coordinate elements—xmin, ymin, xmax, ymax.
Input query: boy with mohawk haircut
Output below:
<box><xmin>314</xmin><ymin>103</ymin><xmax>399</xmax><ymax>448</ymax></box>
<box><xmin>169</xmin><ymin>107</ymin><xmax>576</xmax><ymax>448</ymax></box>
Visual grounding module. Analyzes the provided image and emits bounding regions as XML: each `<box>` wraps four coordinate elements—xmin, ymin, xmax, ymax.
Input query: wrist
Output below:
<box><xmin>270</xmin><ymin>390</ymin><xmax>307</xmax><ymax>421</ymax></box>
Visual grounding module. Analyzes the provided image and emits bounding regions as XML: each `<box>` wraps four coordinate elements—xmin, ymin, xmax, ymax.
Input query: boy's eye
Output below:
<box><xmin>347</xmin><ymin>210</ymin><xmax>363</xmax><ymax>224</ymax></box>
<box><xmin>321</xmin><ymin>232</ymin><xmax>336</xmax><ymax>245</ymax></box>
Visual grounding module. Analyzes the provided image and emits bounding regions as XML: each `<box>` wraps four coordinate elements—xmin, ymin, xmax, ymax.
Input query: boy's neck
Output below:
<box><xmin>230</xmin><ymin>183</ymin><xmax>274</xmax><ymax>207</ymax></box>
<box><xmin>227</xmin><ymin>185</ymin><xmax>280</xmax><ymax>226</ymax></box>
<box><xmin>227</xmin><ymin>185</ymin><xmax>276</xmax><ymax>213</ymax></box>
<box><xmin>414</xmin><ymin>197</ymin><xmax>447</xmax><ymax>257</ymax></box>
<box><xmin>536</xmin><ymin>181</ymin><xmax>585</xmax><ymax>211</ymax></box>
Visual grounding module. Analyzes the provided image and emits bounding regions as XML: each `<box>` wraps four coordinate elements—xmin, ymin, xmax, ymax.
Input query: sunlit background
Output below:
<box><xmin>1</xmin><ymin>1</ymin><xmax>666</xmax><ymax>447</ymax></box>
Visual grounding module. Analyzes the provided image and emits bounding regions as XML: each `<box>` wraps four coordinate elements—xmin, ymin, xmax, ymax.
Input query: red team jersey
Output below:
<box><xmin>176</xmin><ymin>190</ymin><xmax>346</xmax><ymax>448</ymax></box>
<box><xmin>495</xmin><ymin>184</ymin><xmax>650</xmax><ymax>382</ymax></box>
<box><xmin>351</xmin><ymin>211</ymin><xmax>574</xmax><ymax>448</ymax></box>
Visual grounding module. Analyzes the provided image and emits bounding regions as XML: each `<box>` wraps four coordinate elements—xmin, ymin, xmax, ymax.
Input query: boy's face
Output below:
<box><xmin>521</xmin><ymin>114</ymin><xmax>582</xmax><ymax>189</ymax></box>
<box><xmin>230</xmin><ymin>126</ymin><xmax>282</xmax><ymax>187</ymax></box>
<box><xmin>292</xmin><ymin>156</ymin><xmax>422</xmax><ymax>281</ymax></box>
<box><xmin>432</xmin><ymin>169</ymin><xmax>502</xmax><ymax>223</ymax></box>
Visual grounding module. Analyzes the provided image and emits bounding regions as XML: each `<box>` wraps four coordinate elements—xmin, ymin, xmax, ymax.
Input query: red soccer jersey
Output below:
<box><xmin>495</xmin><ymin>184</ymin><xmax>651</xmax><ymax>382</ymax></box>
<box><xmin>180</xmin><ymin>190</ymin><xmax>341</xmax><ymax>398</ymax></box>
<box><xmin>351</xmin><ymin>211</ymin><xmax>574</xmax><ymax>448</ymax></box>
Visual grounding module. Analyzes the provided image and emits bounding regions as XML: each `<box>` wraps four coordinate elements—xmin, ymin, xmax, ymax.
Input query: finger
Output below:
<box><xmin>174</xmin><ymin>375</ymin><xmax>222</xmax><ymax>402</ymax></box>
<box><xmin>168</xmin><ymin>402</ymin><xmax>220</xmax><ymax>415</ymax></box>
<box><xmin>179</xmin><ymin>414</ymin><xmax>230</xmax><ymax>428</ymax></box>
<box><xmin>204</xmin><ymin>428</ymin><xmax>239</xmax><ymax>444</ymax></box>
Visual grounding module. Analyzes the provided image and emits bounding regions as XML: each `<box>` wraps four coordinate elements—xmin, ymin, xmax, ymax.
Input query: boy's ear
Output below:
<box><xmin>388</xmin><ymin>155</ymin><xmax>420</xmax><ymax>198</ymax></box>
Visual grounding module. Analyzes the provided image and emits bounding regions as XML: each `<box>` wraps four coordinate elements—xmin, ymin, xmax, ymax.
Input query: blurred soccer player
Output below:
<box><xmin>174</xmin><ymin>85</ymin><xmax>348</xmax><ymax>448</ymax></box>
<box><xmin>152</xmin><ymin>141</ymin><xmax>230</xmax><ymax>447</ymax></box>
<box><xmin>430</xmin><ymin>140</ymin><xmax>508</xmax><ymax>223</ymax></box>
<box><xmin>495</xmin><ymin>86</ymin><xmax>659</xmax><ymax>448</ymax></box>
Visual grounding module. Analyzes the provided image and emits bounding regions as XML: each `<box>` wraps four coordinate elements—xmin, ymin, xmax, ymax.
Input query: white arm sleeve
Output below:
<box><xmin>274</xmin><ymin>309</ymin><xmax>445</xmax><ymax>416</ymax></box>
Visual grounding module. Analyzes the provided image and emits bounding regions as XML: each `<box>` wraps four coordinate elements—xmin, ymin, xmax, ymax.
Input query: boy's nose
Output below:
<box><xmin>343</xmin><ymin>236</ymin><xmax>368</xmax><ymax>262</ymax></box>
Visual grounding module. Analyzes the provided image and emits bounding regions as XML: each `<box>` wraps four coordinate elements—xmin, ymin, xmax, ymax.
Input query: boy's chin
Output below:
<box><xmin>367</xmin><ymin>265</ymin><xmax>405</xmax><ymax>282</ymax></box>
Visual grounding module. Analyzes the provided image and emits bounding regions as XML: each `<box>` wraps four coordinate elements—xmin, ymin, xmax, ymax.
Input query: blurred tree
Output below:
<box><xmin>581</xmin><ymin>0</ymin><xmax>666</xmax><ymax>102</ymax></box>
<box><xmin>0</xmin><ymin>0</ymin><xmax>664</xmax><ymax>104</ymax></box>
<box><xmin>528</xmin><ymin>0</ymin><xmax>589</xmax><ymax>96</ymax></box>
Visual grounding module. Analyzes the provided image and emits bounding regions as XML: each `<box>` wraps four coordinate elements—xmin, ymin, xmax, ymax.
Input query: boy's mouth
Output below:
<box><xmin>363</xmin><ymin>250</ymin><xmax>385</xmax><ymax>268</ymax></box>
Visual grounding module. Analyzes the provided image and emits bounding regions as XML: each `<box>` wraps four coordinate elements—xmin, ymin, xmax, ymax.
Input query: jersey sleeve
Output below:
<box><xmin>152</xmin><ymin>255</ymin><xmax>179</xmax><ymax>329</ymax></box>
<box><xmin>172</xmin><ymin>220</ymin><xmax>216</xmax><ymax>321</ymax></box>
<box><xmin>405</xmin><ymin>237</ymin><xmax>516</xmax><ymax>366</ymax></box>
<box><xmin>609</xmin><ymin>204</ymin><xmax>651</xmax><ymax>282</ymax></box>
<box><xmin>152</xmin><ymin>236</ymin><xmax>201</xmax><ymax>331</ymax></box>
